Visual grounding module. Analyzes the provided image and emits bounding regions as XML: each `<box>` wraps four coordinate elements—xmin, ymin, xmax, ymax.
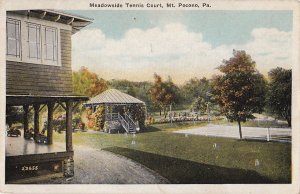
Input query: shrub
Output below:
<box><xmin>94</xmin><ymin>105</ymin><xmax>106</xmax><ymax>131</ymax></box>
<box><xmin>128</xmin><ymin>104</ymin><xmax>146</xmax><ymax>128</ymax></box>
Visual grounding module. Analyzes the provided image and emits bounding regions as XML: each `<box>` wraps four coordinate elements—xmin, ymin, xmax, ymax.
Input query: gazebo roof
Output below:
<box><xmin>84</xmin><ymin>89</ymin><xmax>145</xmax><ymax>106</ymax></box>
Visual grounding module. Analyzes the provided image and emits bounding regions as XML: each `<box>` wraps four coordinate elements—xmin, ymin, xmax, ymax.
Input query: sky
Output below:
<box><xmin>68</xmin><ymin>10</ymin><xmax>293</xmax><ymax>84</ymax></box>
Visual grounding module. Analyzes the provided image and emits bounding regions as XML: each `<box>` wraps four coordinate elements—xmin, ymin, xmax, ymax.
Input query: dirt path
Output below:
<box><xmin>34</xmin><ymin>145</ymin><xmax>169</xmax><ymax>184</ymax></box>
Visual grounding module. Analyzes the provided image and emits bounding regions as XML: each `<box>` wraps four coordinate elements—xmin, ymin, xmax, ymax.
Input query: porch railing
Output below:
<box><xmin>105</xmin><ymin>113</ymin><xmax>119</xmax><ymax>121</ymax></box>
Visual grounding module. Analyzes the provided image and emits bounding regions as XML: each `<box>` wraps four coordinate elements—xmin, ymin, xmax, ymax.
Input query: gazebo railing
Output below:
<box><xmin>105</xmin><ymin>113</ymin><xmax>119</xmax><ymax>121</ymax></box>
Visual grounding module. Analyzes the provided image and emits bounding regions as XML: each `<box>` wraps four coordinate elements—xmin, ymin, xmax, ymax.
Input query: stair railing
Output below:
<box><xmin>124</xmin><ymin>113</ymin><xmax>137</xmax><ymax>132</ymax></box>
<box><xmin>117</xmin><ymin>113</ymin><xmax>129</xmax><ymax>133</ymax></box>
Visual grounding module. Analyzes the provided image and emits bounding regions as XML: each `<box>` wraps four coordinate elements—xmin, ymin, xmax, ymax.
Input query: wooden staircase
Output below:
<box><xmin>106</xmin><ymin>113</ymin><xmax>137</xmax><ymax>134</ymax></box>
<box><xmin>118</xmin><ymin>113</ymin><xmax>137</xmax><ymax>134</ymax></box>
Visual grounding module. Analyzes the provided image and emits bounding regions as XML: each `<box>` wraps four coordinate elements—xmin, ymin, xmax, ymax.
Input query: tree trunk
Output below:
<box><xmin>238</xmin><ymin>120</ymin><xmax>243</xmax><ymax>140</ymax></box>
<box><xmin>159</xmin><ymin>109</ymin><xmax>161</xmax><ymax>116</ymax></box>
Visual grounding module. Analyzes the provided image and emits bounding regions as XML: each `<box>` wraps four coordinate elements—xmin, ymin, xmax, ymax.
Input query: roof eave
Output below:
<box><xmin>84</xmin><ymin>102</ymin><xmax>145</xmax><ymax>106</ymax></box>
<box><xmin>44</xmin><ymin>9</ymin><xmax>93</xmax><ymax>22</ymax></box>
<box><xmin>9</xmin><ymin>9</ymin><xmax>93</xmax><ymax>34</ymax></box>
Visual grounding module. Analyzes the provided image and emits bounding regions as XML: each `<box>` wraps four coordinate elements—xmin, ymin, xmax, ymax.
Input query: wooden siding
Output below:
<box><xmin>6</xmin><ymin>29</ymin><xmax>73</xmax><ymax>96</ymax></box>
<box><xmin>60</xmin><ymin>29</ymin><xmax>72</xmax><ymax>69</ymax></box>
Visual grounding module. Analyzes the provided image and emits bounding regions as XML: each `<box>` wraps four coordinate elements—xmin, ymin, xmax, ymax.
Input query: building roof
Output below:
<box><xmin>9</xmin><ymin>9</ymin><xmax>93</xmax><ymax>34</ymax></box>
<box><xmin>85</xmin><ymin>89</ymin><xmax>145</xmax><ymax>106</ymax></box>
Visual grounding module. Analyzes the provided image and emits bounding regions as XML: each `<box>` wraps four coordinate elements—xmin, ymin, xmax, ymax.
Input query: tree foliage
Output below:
<box><xmin>191</xmin><ymin>96</ymin><xmax>207</xmax><ymax>113</ymax></box>
<box><xmin>128</xmin><ymin>104</ymin><xmax>146</xmax><ymax>128</ymax></box>
<box><xmin>149</xmin><ymin>73</ymin><xmax>180</xmax><ymax>116</ymax></box>
<box><xmin>108</xmin><ymin>79</ymin><xmax>156</xmax><ymax>111</ymax></box>
<box><xmin>266</xmin><ymin>67</ymin><xmax>291</xmax><ymax>126</ymax></box>
<box><xmin>73</xmin><ymin>67</ymin><xmax>108</xmax><ymax>97</ymax></box>
<box><xmin>181</xmin><ymin>77</ymin><xmax>211</xmax><ymax>104</ymax></box>
<box><xmin>182</xmin><ymin>77</ymin><xmax>217</xmax><ymax>115</ymax></box>
<box><xmin>212</xmin><ymin>50</ymin><xmax>267</xmax><ymax>139</ymax></box>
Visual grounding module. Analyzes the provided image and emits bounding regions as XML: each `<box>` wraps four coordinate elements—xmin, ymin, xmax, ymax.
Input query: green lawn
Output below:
<box><xmin>54</xmin><ymin>122</ymin><xmax>291</xmax><ymax>183</ymax></box>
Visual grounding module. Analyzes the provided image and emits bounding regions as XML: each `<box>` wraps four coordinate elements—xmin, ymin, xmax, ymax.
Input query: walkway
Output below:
<box><xmin>31</xmin><ymin>145</ymin><xmax>169</xmax><ymax>184</ymax></box>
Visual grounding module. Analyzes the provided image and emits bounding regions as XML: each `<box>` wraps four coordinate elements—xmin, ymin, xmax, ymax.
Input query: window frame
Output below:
<box><xmin>26</xmin><ymin>22</ymin><xmax>42</xmax><ymax>63</ymax></box>
<box><xmin>6</xmin><ymin>18</ymin><xmax>21</xmax><ymax>61</ymax></box>
<box><xmin>6</xmin><ymin>13</ymin><xmax>68</xmax><ymax>67</ymax></box>
<box><xmin>43</xmin><ymin>26</ymin><xmax>58</xmax><ymax>65</ymax></box>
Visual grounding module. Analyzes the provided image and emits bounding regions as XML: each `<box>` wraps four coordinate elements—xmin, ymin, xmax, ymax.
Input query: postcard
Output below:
<box><xmin>0</xmin><ymin>0</ymin><xmax>299</xmax><ymax>193</ymax></box>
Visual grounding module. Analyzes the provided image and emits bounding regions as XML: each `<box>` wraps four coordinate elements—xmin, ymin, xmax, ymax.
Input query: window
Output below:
<box><xmin>6</xmin><ymin>14</ymin><xmax>63</xmax><ymax>66</ymax></box>
<box><xmin>44</xmin><ymin>27</ymin><xmax>57</xmax><ymax>62</ymax></box>
<box><xmin>6</xmin><ymin>18</ymin><xmax>21</xmax><ymax>58</ymax></box>
<box><xmin>27</xmin><ymin>23</ymin><xmax>41</xmax><ymax>59</ymax></box>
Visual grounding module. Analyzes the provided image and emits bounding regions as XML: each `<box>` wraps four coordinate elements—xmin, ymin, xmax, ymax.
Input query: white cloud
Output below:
<box><xmin>234</xmin><ymin>28</ymin><xmax>292</xmax><ymax>73</ymax></box>
<box><xmin>72</xmin><ymin>24</ymin><xmax>292</xmax><ymax>84</ymax></box>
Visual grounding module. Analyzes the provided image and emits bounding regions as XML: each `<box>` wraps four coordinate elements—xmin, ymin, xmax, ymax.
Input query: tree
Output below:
<box><xmin>183</xmin><ymin>77</ymin><xmax>217</xmax><ymax>115</ymax></box>
<box><xmin>127</xmin><ymin>86</ymin><xmax>137</xmax><ymax>97</ymax></box>
<box><xmin>191</xmin><ymin>96</ymin><xmax>207</xmax><ymax>113</ymax></box>
<box><xmin>212</xmin><ymin>50</ymin><xmax>267</xmax><ymax>139</ymax></box>
<box><xmin>181</xmin><ymin>77</ymin><xmax>210</xmax><ymax>104</ymax></box>
<box><xmin>266</xmin><ymin>67</ymin><xmax>291</xmax><ymax>127</ymax></box>
<box><xmin>149</xmin><ymin>73</ymin><xmax>179</xmax><ymax>117</ymax></box>
<box><xmin>73</xmin><ymin>67</ymin><xmax>108</xmax><ymax>97</ymax></box>
<box><xmin>108</xmin><ymin>79</ymin><xmax>156</xmax><ymax>111</ymax></box>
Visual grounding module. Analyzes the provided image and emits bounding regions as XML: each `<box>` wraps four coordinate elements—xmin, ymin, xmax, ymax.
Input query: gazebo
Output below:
<box><xmin>84</xmin><ymin>89</ymin><xmax>146</xmax><ymax>133</ymax></box>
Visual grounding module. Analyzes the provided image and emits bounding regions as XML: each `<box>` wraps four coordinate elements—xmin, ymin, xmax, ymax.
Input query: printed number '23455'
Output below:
<box><xmin>21</xmin><ymin>166</ymin><xmax>39</xmax><ymax>171</ymax></box>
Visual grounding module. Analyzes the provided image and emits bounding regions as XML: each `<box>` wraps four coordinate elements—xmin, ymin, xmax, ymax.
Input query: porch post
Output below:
<box><xmin>66</xmin><ymin>100</ymin><xmax>73</xmax><ymax>152</ymax></box>
<box><xmin>23</xmin><ymin>104</ymin><xmax>29</xmax><ymax>138</ymax></box>
<box><xmin>33</xmin><ymin>104</ymin><xmax>40</xmax><ymax>139</ymax></box>
<box><xmin>47</xmin><ymin>102</ymin><xmax>55</xmax><ymax>145</ymax></box>
<box><xmin>64</xmin><ymin>100</ymin><xmax>74</xmax><ymax>177</ymax></box>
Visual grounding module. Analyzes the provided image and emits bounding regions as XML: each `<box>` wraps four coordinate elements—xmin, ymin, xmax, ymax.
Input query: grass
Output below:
<box><xmin>54</xmin><ymin>121</ymin><xmax>291</xmax><ymax>184</ymax></box>
<box><xmin>104</xmin><ymin>147</ymin><xmax>273</xmax><ymax>183</ymax></box>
